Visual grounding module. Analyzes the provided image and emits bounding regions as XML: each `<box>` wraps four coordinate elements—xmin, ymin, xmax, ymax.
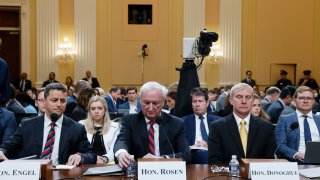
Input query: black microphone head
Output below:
<box><xmin>290</xmin><ymin>121</ymin><xmax>299</xmax><ymax>130</ymax></box>
<box><xmin>50</xmin><ymin>113</ymin><xmax>59</xmax><ymax>123</ymax></box>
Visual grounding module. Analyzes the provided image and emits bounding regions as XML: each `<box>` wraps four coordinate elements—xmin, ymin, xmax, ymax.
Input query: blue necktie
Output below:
<box><xmin>199</xmin><ymin>116</ymin><xmax>208</xmax><ymax>142</ymax></box>
<box><xmin>303</xmin><ymin>115</ymin><xmax>312</xmax><ymax>144</ymax></box>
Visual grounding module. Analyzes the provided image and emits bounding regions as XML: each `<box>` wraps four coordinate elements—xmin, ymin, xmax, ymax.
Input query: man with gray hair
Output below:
<box><xmin>114</xmin><ymin>81</ymin><xmax>191</xmax><ymax>168</ymax></box>
<box><xmin>261</xmin><ymin>86</ymin><xmax>281</xmax><ymax>111</ymax></box>
<box><xmin>208</xmin><ymin>83</ymin><xmax>276</xmax><ymax>165</ymax></box>
<box><xmin>0</xmin><ymin>38</ymin><xmax>10</xmax><ymax>105</ymax></box>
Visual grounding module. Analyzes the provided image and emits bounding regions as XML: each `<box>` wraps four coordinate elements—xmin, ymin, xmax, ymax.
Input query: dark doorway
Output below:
<box><xmin>0</xmin><ymin>7</ymin><xmax>20</xmax><ymax>83</ymax></box>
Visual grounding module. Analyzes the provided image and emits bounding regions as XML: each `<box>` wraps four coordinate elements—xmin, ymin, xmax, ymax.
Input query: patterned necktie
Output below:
<box><xmin>148</xmin><ymin>121</ymin><xmax>156</xmax><ymax>155</ymax></box>
<box><xmin>240</xmin><ymin>119</ymin><xmax>248</xmax><ymax>156</ymax></box>
<box><xmin>41</xmin><ymin>123</ymin><xmax>56</xmax><ymax>159</ymax></box>
<box><xmin>199</xmin><ymin>116</ymin><xmax>208</xmax><ymax>142</ymax></box>
<box><xmin>303</xmin><ymin>115</ymin><xmax>312</xmax><ymax>144</ymax></box>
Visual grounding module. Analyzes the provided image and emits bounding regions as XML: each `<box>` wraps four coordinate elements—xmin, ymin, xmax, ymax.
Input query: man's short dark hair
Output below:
<box><xmin>190</xmin><ymin>87</ymin><xmax>209</xmax><ymax>101</ymax></box>
<box><xmin>266</xmin><ymin>86</ymin><xmax>281</xmax><ymax>96</ymax></box>
<box><xmin>279</xmin><ymin>85</ymin><xmax>296</xmax><ymax>99</ymax></box>
<box><xmin>44</xmin><ymin>83</ymin><xmax>67</xmax><ymax>99</ymax></box>
<box><xmin>109</xmin><ymin>87</ymin><xmax>120</xmax><ymax>93</ymax></box>
<box><xmin>75</xmin><ymin>80</ymin><xmax>90</xmax><ymax>93</ymax></box>
<box><xmin>246</xmin><ymin>70</ymin><xmax>252</xmax><ymax>75</ymax></box>
<box><xmin>127</xmin><ymin>86</ymin><xmax>137</xmax><ymax>93</ymax></box>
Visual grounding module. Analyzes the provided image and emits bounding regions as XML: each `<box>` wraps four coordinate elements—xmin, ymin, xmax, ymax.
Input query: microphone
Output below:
<box><xmin>274</xmin><ymin>121</ymin><xmax>299</xmax><ymax>159</ymax></box>
<box><xmin>50</xmin><ymin>113</ymin><xmax>59</xmax><ymax>123</ymax></box>
<box><xmin>155</xmin><ymin>116</ymin><xmax>175</xmax><ymax>158</ymax></box>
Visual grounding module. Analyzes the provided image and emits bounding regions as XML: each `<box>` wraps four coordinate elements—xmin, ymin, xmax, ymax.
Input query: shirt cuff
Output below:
<box><xmin>293</xmin><ymin>152</ymin><xmax>299</xmax><ymax>159</ymax></box>
<box><xmin>115</xmin><ymin>149</ymin><xmax>128</xmax><ymax>159</ymax></box>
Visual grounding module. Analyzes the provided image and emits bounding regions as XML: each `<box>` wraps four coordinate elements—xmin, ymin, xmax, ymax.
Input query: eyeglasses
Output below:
<box><xmin>297</xmin><ymin>97</ymin><xmax>314</xmax><ymax>102</ymax></box>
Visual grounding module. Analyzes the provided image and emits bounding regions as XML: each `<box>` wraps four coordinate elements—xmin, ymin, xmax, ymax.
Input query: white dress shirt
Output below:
<box><xmin>297</xmin><ymin>110</ymin><xmax>320</xmax><ymax>154</ymax></box>
<box><xmin>233</xmin><ymin>113</ymin><xmax>250</xmax><ymax>133</ymax></box>
<box><xmin>194</xmin><ymin>113</ymin><xmax>209</xmax><ymax>144</ymax></box>
<box><xmin>42</xmin><ymin>114</ymin><xmax>63</xmax><ymax>166</ymax></box>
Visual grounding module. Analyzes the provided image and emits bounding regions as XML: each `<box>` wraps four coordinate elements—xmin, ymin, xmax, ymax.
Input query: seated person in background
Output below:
<box><xmin>119</xmin><ymin>86</ymin><xmax>141</xmax><ymax>114</ymax></box>
<box><xmin>0</xmin><ymin>107</ymin><xmax>17</xmax><ymax>144</ymax></box>
<box><xmin>208</xmin><ymin>83</ymin><xmax>276</xmax><ymax>165</ymax></box>
<box><xmin>95</xmin><ymin>87</ymin><xmax>105</xmax><ymax>97</ymax></box>
<box><xmin>275</xmin><ymin>70</ymin><xmax>293</xmax><ymax>90</ymax></box>
<box><xmin>80</xmin><ymin>96</ymin><xmax>120</xmax><ymax>164</ymax></box>
<box><xmin>208</xmin><ymin>88</ymin><xmax>219</xmax><ymax>114</ymax></box>
<box><xmin>0</xmin><ymin>83</ymin><xmax>96</xmax><ymax>166</ymax></box>
<box><xmin>6</xmin><ymin>84</ymin><xmax>27</xmax><ymax>124</ymax></box>
<box><xmin>182</xmin><ymin>87</ymin><xmax>220</xmax><ymax>164</ymax></box>
<box><xmin>114</xmin><ymin>81</ymin><xmax>191</xmax><ymax>168</ymax></box>
<box><xmin>267</xmin><ymin>85</ymin><xmax>296</xmax><ymax>124</ymax></box>
<box><xmin>261</xmin><ymin>86</ymin><xmax>280</xmax><ymax>111</ymax></box>
<box><xmin>70</xmin><ymin>88</ymin><xmax>96</xmax><ymax>122</ymax></box>
<box><xmin>14</xmin><ymin>72</ymin><xmax>32</xmax><ymax>93</ymax></box>
<box><xmin>65</xmin><ymin>76</ymin><xmax>74</xmax><ymax>91</ymax></box>
<box><xmin>117</xmin><ymin>87</ymin><xmax>127</xmax><ymax>106</ymax></box>
<box><xmin>105</xmin><ymin>87</ymin><xmax>120</xmax><ymax>113</ymax></box>
<box><xmin>35</xmin><ymin>88</ymin><xmax>46</xmax><ymax>116</ymax></box>
<box><xmin>241</xmin><ymin>70</ymin><xmax>256</xmax><ymax>87</ymax></box>
<box><xmin>42</xmin><ymin>72</ymin><xmax>59</xmax><ymax>87</ymax></box>
<box><xmin>15</xmin><ymin>92</ymin><xmax>37</xmax><ymax>114</ymax></box>
<box><xmin>251</xmin><ymin>94</ymin><xmax>270</xmax><ymax>121</ymax></box>
<box><xmin>165</xmin><ymin>90</ymin><xmax>176</xmax><ymax>115</ymax></box>
<box><xmin>275</xmin><ymin>86</ymin><xmax>320</xmax><ymax>163</ymax></box>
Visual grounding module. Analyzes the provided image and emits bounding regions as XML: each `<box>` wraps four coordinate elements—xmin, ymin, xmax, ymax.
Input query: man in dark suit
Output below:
<box><xmin>114</xmin><ymin>81</ymin><xmax>191</xmax><ymax>168</ymax></box>
<box><xmin>118</xmin><ymin>86</ymin><xmax>141</xmax><ymax>113</ymax></box>
<box><xmin>0</xmin><ymin>83</ymin><xmax>96</xmax><ymax>166</ymax></box>
<box><xmin>0</xmin><ymin>107</ymin><xmax>17</xmax><ymax>144</ymax></box>
<box><xmin>42</xmin><ymin>72</ymin><xmax>59</xmax><ymax>87</ymax></box>
<box><xmin>267</xmin><ymin>85</ymin><xmax>296</xmax><ymax>124</ymax></box>
<box><xmin>105</xmin><ymin>87</ymin><xmax>120</xmax><ymax>113</ymax></box>
<box><xmin>261</xmin><ymin>86</ymin><xmax>280</xmax><ymax>111</ymax></box>
<box><xmin>298</xmin><ymin>70</ymin><xmax>319</xmax><ymax>90</ymax></box>
<box><xmin>182</xmin><ymin>87</ymin><xmax>220</xmax><ymax>164</ymax></box>
<box><xmin>0</xmin><ymin>38</ymin><xmax>10</xmax><ymax>105</ymax></box>
<box><xmin>275</xmin><ymin>86</ymin><xmax>320</xmax><ymax>163</ymax></box>
<box><xmin>83</xmin><ymin>70</ymin><xmax>100</xmax><ymax>88</ymax></box>
<box><xmin>241</xmin><ymin>70</ymin><xmax>256</xmax><ymax>87</ymax></box>
<box><xmin>15</xmin><ymin>72</ymin><xmax>32</xmax><ymax>92</ymax></box>
<box><xmin>275</xmin><ymin>70</ymin><xmax>293</xmax><ymax>90</ymax></box>
<box><xmin>208</xmin><ymin>83</ymin><xmax>276</xmax><ymax>165</ymax></box>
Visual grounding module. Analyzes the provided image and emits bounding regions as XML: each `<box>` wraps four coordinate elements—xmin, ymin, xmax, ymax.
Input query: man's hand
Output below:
<box><xmin>96</xmin><ymin>155</ymin><xmax>108</xmax><ymax>164</ymax></box>
<box><xmin>66</xmin><ymin>153</ymin><xmax>82</xmax><ymax>166</ymax></box>
<box><xmin>117</xmin><ymin>152</ymin><xmax>131</xmax><ymax>168</ymax></box>
<box><xmin>194</xmin><ymin>140</ymin><xmax>208</xmax><ymax>148</ymax></box>
<box><xmin>294</xmin><ymin>152</ymin><xmax>305</xmax><ymax>161</ymax></box>
<box><xmin>0</xmin><ymin>151</ymin><xmax>8</xmax><ymax>160</ymax></box>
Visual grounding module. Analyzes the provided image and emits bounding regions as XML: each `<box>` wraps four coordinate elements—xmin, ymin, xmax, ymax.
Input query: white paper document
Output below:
<box><xmin>299</xmin><ymin>167</ymin><xmax>320</xmax><ymax>178</ymax></box>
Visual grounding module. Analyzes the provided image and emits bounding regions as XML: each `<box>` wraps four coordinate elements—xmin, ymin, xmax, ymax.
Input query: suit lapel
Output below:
<box><xmin>190</xmin><ymin>115</ymin><xmax>196</xmax><ymax>144</ymax></box>
<box><xmin>138</xmin><ymin>112</ymin><xmax>149</xmax><ymax>154</ymax></box>
<box><xmin>226</xmin><ymin>115</ymin><xmax>245</xmax><ymax>157</ymax></box>
<box><xmin>247</xmin><ymin>116</ymin><xmax>259</xmax><ymax>156</ymax></box>
<box><xmin>59</xmin><ymin>117</ymin><xmax>69</xmax><ymax>157</ymax></box>
<box><xmin>35</xmin><ymin>116</ymin><xmax>45</xmax><ymax>156</ymax></box>
<box><xmin>159</xmin><ymin>113</ymin><xmax>172</xmax><ymax>155</ymax></box>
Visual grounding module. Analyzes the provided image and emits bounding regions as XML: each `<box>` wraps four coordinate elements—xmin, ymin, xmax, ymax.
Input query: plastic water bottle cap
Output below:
<box><xmin>232</xmin><ymin>155</ymin><xmax>237</xmax><ymax>159</ymax></box>
<box><xmin>130</xmin><ymin>155</ymin><xmax>134</xmax><ymax>159</ymax></box>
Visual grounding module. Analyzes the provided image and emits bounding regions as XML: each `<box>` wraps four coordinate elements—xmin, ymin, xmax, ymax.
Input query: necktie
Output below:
<box><xmin>304</xmin><ymin>115</ymin><xmax>312</xmax><ymax>144</ymax></box>
<box><xmin>199</xmin><ymin>116</ymin><xmax>208</xmax><ymax>142</ymax></box>
<box><xmin>148</xmin><ymin>121</ymin><xmax>156</xmax><ymax>155</ymax></box>
<box><xmin>240</xmin><ymin>119</ymin><xmax>248</xmax><ymax>156</ymax></box>
<box><xmin>41</xmin><ymin>123</ymin><xmax>56</xmax><ymax>159</ymax></box>
<box><xmin>20</xmin><ymin>80</ymin><xmax>25</xmax><ymax>91</ymax></box>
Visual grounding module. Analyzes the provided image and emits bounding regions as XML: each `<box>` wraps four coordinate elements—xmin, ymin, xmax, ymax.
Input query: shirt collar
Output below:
<box><xmin>44</xmin><ymin>113</ymin><xmax>63</xmax><ymax>128</ymax></box>
<box><xmin>195</xmin><ymin>113</ymin><xmax>207</xmax><ymax>120</ymax></box>
<box><xmin>296</xmin><ymin>110</ymin><xmax>313</xmax><ymax>119</ymax></box>
<box><xmin>233</xmin><ymin>112</ymin><xmax>251</xmax><ymax>126</ymax></box>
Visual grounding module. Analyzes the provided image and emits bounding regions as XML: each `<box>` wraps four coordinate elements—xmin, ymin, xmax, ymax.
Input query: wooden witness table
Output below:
<box><xmin>48</xmin><ymin>164</ymin><xmax>316</xmax><ymax>180</ymax></box>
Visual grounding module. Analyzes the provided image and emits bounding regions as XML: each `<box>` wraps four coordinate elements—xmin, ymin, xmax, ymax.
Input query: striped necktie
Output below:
<box><xmin>40</xmin><ymin>123</ymin><xmax>56</xmax><ymax>159</ymax></box>
<box><xmin>148</xmin><ymin>121</ymin><xmax>156</xmax><ymax>155</ymax></box>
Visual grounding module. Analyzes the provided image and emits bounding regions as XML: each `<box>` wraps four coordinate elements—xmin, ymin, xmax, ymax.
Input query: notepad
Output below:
<box><xmin>83</xmin><ymin>165</ymin><xmax>123</xmax><ymax>176</ymax></box>
<box><xmin>55</xmin><ymin>165</ymin><xmax>76</xmax><ymax>170</ymax></box>
<box><xmin>299</xmin><ymin>167</ymin><xmax>320</xmax><ymax>178</ymax></box>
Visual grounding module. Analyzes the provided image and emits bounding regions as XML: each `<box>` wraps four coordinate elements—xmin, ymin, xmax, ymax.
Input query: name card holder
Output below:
<box><xmin>240</xmin><ymin>159</ymin><xmax>299</xmax><ymax>180</ymax></box>
<box><xmin>138</xmin><ymin>158</ymin><xmax>186</xmax><ymax>180</ymax></box>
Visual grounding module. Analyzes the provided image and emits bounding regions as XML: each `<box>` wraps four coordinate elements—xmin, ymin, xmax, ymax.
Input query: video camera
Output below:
<box><xmin>197</xmin><ymin>29</ymin><xmax>219</xmax><ymax>56</ymax></box>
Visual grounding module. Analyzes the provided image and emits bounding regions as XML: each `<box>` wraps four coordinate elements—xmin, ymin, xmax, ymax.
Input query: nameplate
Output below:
<box><xmin>249</xmin><ymin>162</ymin><xmax>299</xmax><ymax>180</ymax></box>
<box><xmin>138</xmin><ymin>160</ymin><xmax>186</xmax><ymax>180</ymax></box>
<box><xmin>0</xmin><ymin>161</ymin><xmax>40</xmax><ymax>180</ymax></box>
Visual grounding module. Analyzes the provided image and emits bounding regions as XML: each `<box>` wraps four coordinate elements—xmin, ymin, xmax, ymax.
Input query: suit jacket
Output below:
<box><xmin>275</xmin><ymin>79</ymin><xmax>292</xmax><ymax>90</ymax></box>
<box><xmin>182</xmin><ymin>113</ymin><xmax>220</xmax><ymax>146</ymax></box>
<box><xmin>298</xmin><ymin>78</ymin><xmax>319</xmax><ymax>90</ymax></box>
<box><xmin>275</xmin><ymin>112</ymin><xmax>320</xmax><ymax>161</ymax></box>
<box><xmin>0</xmin><ymin>115</ymin><xmax>96</xmax><ymax>164</ymax></box>
<box><xmin>208</xmin><ymin>114</ymin><xmax>276</xmax><ymax>165</ymax></box>
<box><xmin>261</xmin><ymin>97</ymin><xmax>271</xmax><ymax>111</ymax></box>
<box><xmin>83</xmin><ymin>77</ymin><xmax>100</xmax><ymax>88</ymax></box>
<box><xmin>65</xmin><ymin>95</ymin><xmax>77</xmax><ymax>117</ymax></box>
<box><xmin>216</xmin><ymin>92</ymin><xmax>227</xmax><ymax>111</ymax></box>
<box><xmin>42</xmin><ymin>80</ymin><xmax>59</xmax><ymax>88</ymax></box>
<box><xmin>118</xmin><ymin>101</ymin><xmax>142</xmax><ymax>113</ymax></box>
<box><xmin>0</xmin><ymin>58</ymin><xmax>10</xmax><ymax>103</ymax></box>
<box><xmin>105</xmin><ymin>94</ymin><xmax>117</xmax><ymax>113</ymax></box>
<box><xmin>70</xmin><ymin>105</ymin><xmax>87</xmax><ymax>122</ymax></box>
<box><xmin>0</xmin><ymin>107</ymin><xmax>17</xmax><ymax>144</ymax></box>
<box><xmin>14</xmin><ymin>79</ymin><xmax>32</xmax><ymax>92</ymax></box>
<box><xmin>113</xmin><ymin>111</ymin><xmax>191</xmax><ymax>162</ymax></box>
<box><xmin>267</xmin><ymin>99</ymin><xmax>285</xmax><ymax>124</ymax></box>
<box><xmin>241</xmin><ymin>78</ymin><xmax>256</xmax><ymax>87</ymax></box>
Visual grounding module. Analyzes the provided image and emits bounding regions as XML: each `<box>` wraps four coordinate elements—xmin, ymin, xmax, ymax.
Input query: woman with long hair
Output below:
<box><xmin>251</xmin><ymin>94</ymin><xmax>270</xmax><ymax>121</ymax></box>
<box><xmin>79</xmin><ymin>96</ymin><xmax>120</xmax><ymax>164</ymax></box>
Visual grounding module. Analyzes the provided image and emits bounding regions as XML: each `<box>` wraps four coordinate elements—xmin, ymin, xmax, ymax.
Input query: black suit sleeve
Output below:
<box><xmin>0</xmin><ymin>121</ymin><xmax>24</xmax><ymax>158</ymax></box>
<box><xmin>77</xmin><ymin>125</ymin><xmax>96</xmax><ymax>164</ymax></box>
<box><xmin>208</xmin><ymin>121</ymin><xmax>224</xmax><ymax>165</ymax></box>
<box><xmin>113</xmin><ymin>117</ymin><xmax>132</xmax><ymax>154</ymax></box>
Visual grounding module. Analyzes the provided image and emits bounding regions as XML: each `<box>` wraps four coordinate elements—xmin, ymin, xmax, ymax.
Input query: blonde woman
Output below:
<box><xmin>79</xmin><ymin>96</ymin><xmax>120</xmax><ymax>164</ymax></box>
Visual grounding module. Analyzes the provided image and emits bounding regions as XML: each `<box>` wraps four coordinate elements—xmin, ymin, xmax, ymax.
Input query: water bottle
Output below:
<box><xmin>126</xmin><ymin>155</ymin><xmax>136</xmax><ymax>177</ymax></box>
<box><xmin>229</xmin><ymin>155</ymin><xmax>240</xmax><ymax>177</ymax></box>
